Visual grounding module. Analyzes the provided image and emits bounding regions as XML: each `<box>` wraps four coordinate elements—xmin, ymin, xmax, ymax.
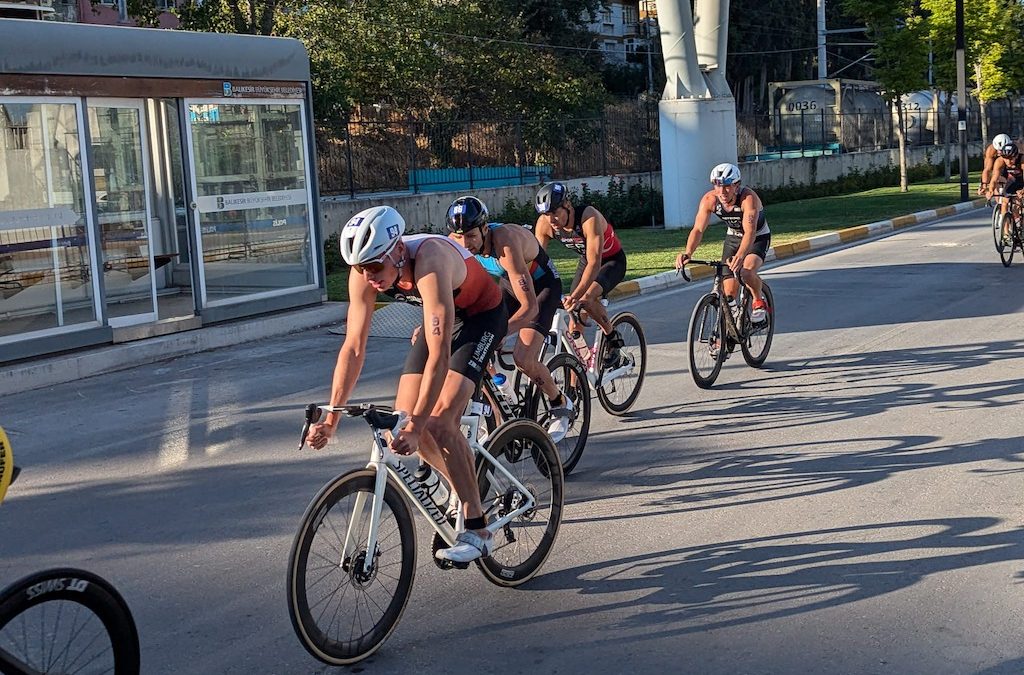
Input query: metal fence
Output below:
<box><xmin>317</xmin><ymin>104</ymin><xmax>1019</xmax><ymax>197</ymax></box>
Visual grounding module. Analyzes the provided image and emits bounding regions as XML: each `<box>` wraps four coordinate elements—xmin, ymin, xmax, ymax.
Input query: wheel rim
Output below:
<box><xmin>689</xmin><ymin>298</ymin><xmax>724</xmax><ymax>385</ymax></box>
<box><xmin>536</xmin><ymin>356</ymin><xmax>589</xmax><ymax>473</ymax></box>
<box><xmin>298</xmin><ymin>487</ymin><xmax>407</xmax><ymax>656</ymax></box>
<box><xmin>598</xmin><ymin>316</ymin><xmax>644</xmax><ymax>409</ymax></box>
<box><xmin>0</xmin><ymin>601</ymin><xmax>117</xmax><ymax>674</ymax></box>
<box><xmin>743</xmin><ymin>288</ymin><xmax>773</xmax><ymax>364</ymax></box>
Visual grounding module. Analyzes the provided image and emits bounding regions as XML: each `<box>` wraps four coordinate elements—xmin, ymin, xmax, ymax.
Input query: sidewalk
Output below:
<box><xmin>1</xmin><ymin>197</ymin><xmax>988</xmax><ymax>396</ymax></box>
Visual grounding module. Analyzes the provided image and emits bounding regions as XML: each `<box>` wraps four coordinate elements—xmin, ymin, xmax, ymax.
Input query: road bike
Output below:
<box><xmin>681</xmin><ymin>260</ymin><xmax>775</xmax><ymax>389</ymax></box>
<box><xmin>542</xmin><ymin>300</ymin><xmax>647</xmax><ymax>418</ymax></box>
<box><xmin>994</xmin><ymin>192</ymin><xmax>1024</xmax><ymax>267</ymax></box>
<box><xmin>286</xmin><ymin>398</ymin><xmax>564</xmax><ymax>666</ymax></box>
<box><xmin>480</xmin><ymin>338</ymin><xmax>592</xmax><ymax>475</ymax></box>
<box><xmin>0</xmin><ymin>426</ymin><xmax>141</xmax><ymax>675</ymax></box>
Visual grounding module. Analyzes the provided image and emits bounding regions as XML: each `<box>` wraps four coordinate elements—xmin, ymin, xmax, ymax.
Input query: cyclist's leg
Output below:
<box><xmin>432</xmin><ymin>302</ymin><xmax>508</xmax><ymax>561</ymax></box>
<box><xmin>513</xmin><ymin>272</ymin><xmax>563</xmax><ymax>402</ymax></box>
<box><xmin>579</xmin><ymin>250</ymin><xmax>627</xmax><ymax>335</ymax></box>
<box><xmin>721</xmin><ymin>235</ymin><xmax>742</xmax><ymax>299</ymax></box>
<box><xmin>739</xmin><ymin>233</ymin><xmax>771</xmax><ymax>302</ymax></box>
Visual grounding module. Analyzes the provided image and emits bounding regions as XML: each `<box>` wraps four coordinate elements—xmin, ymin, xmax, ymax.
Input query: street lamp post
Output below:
<box><xmin>956</xmin><ymin>0</ymin><xmax>968</xmax><ymax>201</ymax></box>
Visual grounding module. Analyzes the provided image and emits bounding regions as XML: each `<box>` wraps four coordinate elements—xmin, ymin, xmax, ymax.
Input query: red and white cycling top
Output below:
<box><xmin>553</xmin><ymin>205</ymin><xmax>623</xmax><ymax>260</ymax></box>
<box><xmin>383</xmin><ymin>234</ymin><xmax>502</xmax><ymax>316</ymax></box>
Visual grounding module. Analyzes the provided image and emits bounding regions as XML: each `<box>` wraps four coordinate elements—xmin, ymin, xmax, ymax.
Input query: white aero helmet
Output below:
<box><xmin>993</xmin><ymin>133</ymin><xmax>1013</xmax><ymax>153</ymax></box>
<box><xmin>710</xmin><ymin>162</ymin><xmax>741</xmax><ymax>186</ymax></box>
<box><xmin>340</xmin><ymin>206</ymin><xmax>405</xmax><ymax>266</ymax></box>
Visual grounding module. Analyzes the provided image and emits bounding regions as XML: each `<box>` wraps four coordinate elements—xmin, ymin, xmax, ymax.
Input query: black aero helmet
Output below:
<box><xmin>446</xmin><ymin>196</ymin><xmax>489</xmax><ymax>234</ymax></box>
<box><xmin>535</xmin><ymin>182</ymin><xmax>568</xmax><ymax>214</ymax></box>
<box><xmin>1001</xmin><ymin>142</ymin><xmax>1019</xmax><ymax>159</ymax></box>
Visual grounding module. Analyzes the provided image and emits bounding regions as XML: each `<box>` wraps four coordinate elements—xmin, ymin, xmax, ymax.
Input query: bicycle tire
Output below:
<box><xmin>475</xmin><ymin>419</ymin><xmax>563</xmax><ymax>587</ymax></box>
<box><xmin>287</xmin><ymin>469</ymin><xmax>416</xmax><ymax>666</ymax></box>
<box><xmin>741</xmin><ymin>283</ymin><xmax>775</xmax><ymax>367</ymax></box>
<box><xmin>998</xmin><ymin>211</ymin><xmax>1014</xmax><ymax>267</ymax></box>
<box><xmin>527</xmin><ymin>352</ymin><xmax>592</xmax><ymax>475</ymax></box>
<box><xmin>0</xmin><ymin>567</ymin><xmax>140</xmax><ymax>675</ymax></box>
<box><xmin>993</xmin><ymin>206</ymin><xmax>1004</xmax><ymax>253</ymax></box>
<box><xmin>688</xmin><ymin>293</ymin><xmax>727</xmax><ymax>389</ymax></box>
<box><xmin>596</xmin><ymin>312</ymin><xmax>647</xmax><ymax>415</ymax></box>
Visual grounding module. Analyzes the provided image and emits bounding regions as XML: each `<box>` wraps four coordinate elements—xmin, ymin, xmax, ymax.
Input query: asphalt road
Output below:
<box><xmin>2</xmin><ymin>206</ymin><xmax>1023</xmax><ymax>674</ymax></box>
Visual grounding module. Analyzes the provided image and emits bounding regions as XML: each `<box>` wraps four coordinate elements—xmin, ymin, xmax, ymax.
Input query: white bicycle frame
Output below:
<box><xmin>325</xmin><ymin>406</ymin><xmax>538</xmax><ymax>575</ymax></box>
<box><xmin>545</xmin><ymin>300</ymin><xmax>635</xmax><ymax>389</ymax></box>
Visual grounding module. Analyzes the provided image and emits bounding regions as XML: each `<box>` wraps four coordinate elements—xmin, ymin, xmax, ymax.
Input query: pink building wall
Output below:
<box><xmin>75</xmin><ymin>0</ymin><xmax>178</xmax><ymax>27</ymax></box>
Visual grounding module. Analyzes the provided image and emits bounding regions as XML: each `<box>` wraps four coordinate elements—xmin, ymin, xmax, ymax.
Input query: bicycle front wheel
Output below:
<box><xmin>688</xmin><ymin>293</ymin><xmax>727</xmax><ymax>388</ymax></box>
<box><xmin>0</xmin><ymin>568</ymin><xmax>140</xmax><ymax>675</ymax></box>
<box><xmin>528</xmin><ymin>352</ymin><xmax>591</xmax><ymax>475</ymax></box>
<box><xmin>992</xmin><ymin>206</ymin><xmax>1004</xmax><ymax>252</ymax></box>
<box><xmin>287</xmin><ymin>469</ymin><xmax>416</xmax><ymax>666</ymax></box>
<box><xmin>476</xmin><ymin>419</ymin><xmax>564</xmax><ymax>587</ymax></box>
<box><xmin>596</xmin><ymin>312</ymin><xmax>647</xmax><ymax>415</ymax></box>
<box><xmin>742</xmin><ymin>283</ymin><xmax>775</xmax><ymax>367</ymax></box>
<box><xmin>997</xmin><ymin>212</ymin><xmax>1015</xmax><ymax>267</ymax></box>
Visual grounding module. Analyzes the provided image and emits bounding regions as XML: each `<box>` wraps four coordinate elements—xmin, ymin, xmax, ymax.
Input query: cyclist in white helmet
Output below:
<box><xmin>306</xmin><ymin>205</ymin><xmax>508</xmax><ymax>564</ymax></box>
<box><xmin>675</xmin><ymin>163</ymin><xmax>772</xmax><ymax>327</ymax></box>
<box><xmin>981</xmin><ymin>133</ymin><xmax>1024</xmax><ymax>199</ymax></box>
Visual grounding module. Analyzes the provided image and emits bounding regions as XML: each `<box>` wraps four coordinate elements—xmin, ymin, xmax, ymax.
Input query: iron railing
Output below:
<box><xmin>317</xmin><ymin>104</ymin><xmax>1018</xmax><ymax>197</ymax></box>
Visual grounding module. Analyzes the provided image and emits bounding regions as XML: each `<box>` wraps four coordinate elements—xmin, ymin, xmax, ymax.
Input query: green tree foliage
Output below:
<box><xmin>843</xmin><ymin>0</ymin><xmax>928</xmax><ymax>190</ymax></box>
<box><xmin>175</xmin><ymin>0</ymin><xmax>284</xmax><ymax>34</ymax></box>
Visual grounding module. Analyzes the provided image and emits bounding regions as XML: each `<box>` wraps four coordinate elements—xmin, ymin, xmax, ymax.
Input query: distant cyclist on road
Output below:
<box><xmin>533</xmin><ymin>182</ymin><xmax>628</xmax><ymax>368</ymax></box>
<box><xmin>988</xmin><ymin>140</ymin><xmax>1024</xmax><ymax>244</ymax></box>
<box><xmin>981</xmin><ymin>133</ymin><xmax>1024</xmax><ymax>199</ymax></box>
<box><xmin>675</xmin><ymin>163</ymin><xmax>771</xmax><ymax>325</ymax></box>
<box><xmin>306</xmin><ymin>205</ymin><xmax>506</xmax><ymax>564</ymax></box>
<box><xmin>445</xmin><ymin>195</ymin><xmax>574</xmax><ymax>442</ymax></box>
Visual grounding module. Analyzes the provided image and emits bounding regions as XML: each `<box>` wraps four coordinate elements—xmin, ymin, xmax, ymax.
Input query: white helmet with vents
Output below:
<box><xmin>710</xmin><ymin>162</ymin><xmax>741</xmax><ymax>186</ymax></box>
<box><xmin>993</xmin><ymin>133</ymin><xmax>1013</xmax><ymax>153</ymax></box>
<box><xmin>339</xmin><ymin>206</ymin><xmax>405</xmax><ymax>266</ymax></box>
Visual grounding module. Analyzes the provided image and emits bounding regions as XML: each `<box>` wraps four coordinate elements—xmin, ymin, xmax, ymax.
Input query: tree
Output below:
<box><xmin>843</xmin><ymin>0</ymin><xmax>929</xmax><ymax>191</ymax></box>
<box><xmin>174</xmin><ymin>0</ymin><xmax>285</xmax><ymax>35</ymax></box>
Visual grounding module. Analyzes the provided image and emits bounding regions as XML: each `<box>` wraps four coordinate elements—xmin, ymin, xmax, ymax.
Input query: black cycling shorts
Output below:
<box><xmin>722</xmin><ymin>232</ymin><xmax>771</xmax><ymax>263</ymax></box>
<box><xmin>403</xmin><ymin>302</ymin><xmax>508</xmax><ymax>385</ymax></box>
<box><xmin>1006</xmin><ymin>176</ymin><xmax>1024</xmax><ymax>194</ymax></box>
<box><xmin>503</xmin><ymin>270</ymin><xmax>564</xmax><ymax>335</ymax></box>
<box><xmin>571</xmin><ymin>248</ymin><xmax>627</xmax><ymax>298</ymax></box>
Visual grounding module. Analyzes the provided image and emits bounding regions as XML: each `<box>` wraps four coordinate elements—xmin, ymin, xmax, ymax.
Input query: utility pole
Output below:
<box><xmin>644</xmin><ymin>1</ymin><xmax>655</xmax><ymax>94</ymax></box>
<box><xmin>956</xmin><ymin>0</ymin><xmax>968</xmax><ymax>201</ymax></box>
<box><xmin>817</xmin><ymin>0</ymin><xmax>827</xmax><ymax>79</ymax></box>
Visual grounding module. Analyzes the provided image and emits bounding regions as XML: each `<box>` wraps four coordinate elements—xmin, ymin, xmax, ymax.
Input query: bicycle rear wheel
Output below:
<box><xmin>741</xmin><ymin>283</ymin><xmax>775</xmax><ymax>367</ymax></box>
<box><xmin>475</xmin><ymin>419</ymin><xmax>563</xmax><ymax>587</ymax></box>
<box><xmin>287</xmin><ymin>469</ymin><xmax>416</xmax><ymax>666</ymax></box>
<box><xmin>997</xmin><ymin>212</ymin><xmax>1014</xmax><ymax>267</ymax></box>
<box><xmin>596</xmin><ymin>312</ymin><xmax>647</xmax><ymax>415</ymax></box>
<box><xmin>529</xmin><ymin>352</ymin><xmax>592</xmax><ymax>475</ymax></box>
<box><xmin>688</xmin><ymin>293</ymin><xmax>727</xmax><ymax>388</ymax></box>
<box><xmin>0</xmin><ymin>568</ymin><xmax>140</xmax><ymax>675</ymax></box>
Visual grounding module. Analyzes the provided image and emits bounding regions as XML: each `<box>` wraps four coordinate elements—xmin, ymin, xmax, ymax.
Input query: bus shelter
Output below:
<box><xmin>0</xmin><ymin>18</ymin><xmax>323</xmax><ymax>362</ymax></box>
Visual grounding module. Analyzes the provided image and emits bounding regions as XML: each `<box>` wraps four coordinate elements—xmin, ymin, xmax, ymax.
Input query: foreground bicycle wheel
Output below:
<box><xmin>596</xmin><ymin>312</ymin><xmax>647</xmax><ymax>415</ymax></box>
<box><xmin>529</xmin><ymin>352</ymin><xmax>591</xmax><ymax>475</ymax></box>
<box><xmin>688</xmin><ymin>293</ymin><xmax>727</xmax><ymax>388</ymax></box>
<box><xmin>997</xmin><ymin>212</ymin><xmax>1015</xmax><ymax>267</ymax></box>
<box><xmin>992</xmin><ymin>206</ymin><xmax>1004</xmax><ymax>253</ymax></box>
<box><xmin>0</xmin><ymin>568</ymin><xmax>140</xmax><ymax>675</ymax></box>
<box><xmin>742</xmin><ymin>283</ymin><xmax>775</xmax><ymax>367</ymax></box>
<box><xmin>475</xmin><ymin>419</ymin><xmax>563</xmax><ymax>587</ymax></box>
<box><xmin>288</xmin><ymin>469</ymin><xmax>416</xmax><ymax>666</ymax></box>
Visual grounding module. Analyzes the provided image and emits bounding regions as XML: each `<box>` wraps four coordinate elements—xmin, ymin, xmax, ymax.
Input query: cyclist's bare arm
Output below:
<box><xmin>309</xmin><ymin>272</ymin><xmax>378</xmax><ymax>447</ymax></box>
<box><xmin>989</xmin><ymin>157</ymin><xmax>1008</xmax><ymax>195</ymax></box>
<box><xmin>569</xmin><ymin>209</ymin><xmax>605</xmax><ymax>304</ymax></box>
<box><xmin>732</xmin><ymin>192</ymin><xmax>760</xmax><ymax>268</ymax></box>
<box><xmin>534</xmin><ymin>215</ymin><xmax>553</xmax><ymax>250</ymax></box>
<box><xmin>981</xmin><ymin>145</ymin><xmax>997</xmax><ymax>192</ymax></box>
<box><xmin>677</xmin><ymin>192</ymin><xmax>715</xmax><ymax>267</ymax></box>
<box><xmin>494</xmin><ymin>228</ymin><xmax>538</xmax><ymax>333</ymax></box>
<box><xmin>405</xmin><ymin>243</ymin><xmax>459</xmax><ymax>433</ymax></box>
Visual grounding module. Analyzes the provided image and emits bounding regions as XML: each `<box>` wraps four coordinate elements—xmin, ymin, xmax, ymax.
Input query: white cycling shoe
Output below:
<box><xmin>546</xmin><ymin>393</ymin><xmax>575</xmax><ymax>444</ymax></box>
<box><xmin>435</xmin><ymin>530</ymin><xmax>493</xmax><ymax>563</ymax></box>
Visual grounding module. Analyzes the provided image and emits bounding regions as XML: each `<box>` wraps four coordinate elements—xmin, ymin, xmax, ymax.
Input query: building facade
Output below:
<box><xmin>0</xmin><ymin>19</ymin><xmax>323</xmax><ymax>362</ymax></box>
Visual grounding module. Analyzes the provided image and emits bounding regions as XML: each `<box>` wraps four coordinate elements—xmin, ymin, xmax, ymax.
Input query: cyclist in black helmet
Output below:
<box><xmin>989</xmin><ymin>140</ymin><xmax>1024</xmax><ymax>244</ymax></box>
<box><xmin>533</xmin><ymin>182</ymin><xmax>627</xmax><ymax>368</ymax></box>
<box><xmin>446</xmin><ymin>196</ymin><xmax>574</xmax><ymax>442</ymax></box>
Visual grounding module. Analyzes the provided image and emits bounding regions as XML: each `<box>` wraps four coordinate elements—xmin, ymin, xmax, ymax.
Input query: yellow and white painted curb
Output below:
<box><xmin>608</xmin><ymin>197</ymin><xmax>988</xmax><ymax>301</ymax></box>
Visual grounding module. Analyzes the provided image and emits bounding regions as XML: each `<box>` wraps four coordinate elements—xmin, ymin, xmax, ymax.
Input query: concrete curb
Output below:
<box><xmin>2</xmin><ymin>196</ymin><xmax>987</xmax><ymax>396</ymax></box>
<box><xmin>1</xmin><ymin>304</ymin><xmax>346</xmax><ymax>396</ymax></box>
<box><xmin>607</xmin><ymin>197</ymin><xmax>987</xmax><ymax>301</ymax></box>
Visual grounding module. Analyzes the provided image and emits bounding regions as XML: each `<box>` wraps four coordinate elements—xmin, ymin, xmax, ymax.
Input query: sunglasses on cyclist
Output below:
<box><xmin>353</xmin><ymin>259</ymin><xmax>388</xmax><ymax>274</ymax></box>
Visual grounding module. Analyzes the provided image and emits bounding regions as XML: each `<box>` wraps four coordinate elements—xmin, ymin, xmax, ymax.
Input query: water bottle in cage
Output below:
<box><xmin>492</xmin><ymin>372</ymin><xmax>515</xmax><ymax>400</ymax></box>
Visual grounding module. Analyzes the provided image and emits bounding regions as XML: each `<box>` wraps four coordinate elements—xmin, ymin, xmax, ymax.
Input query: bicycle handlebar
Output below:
<box><xmin>298</xmin><ymin>403</ymin><xmax>406</xmax><ymax>451</ymax></box>
<box><xmin>676</xmin><ymin>259</ymin><xmax>736</xmax><ymax>283</ymax></box>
